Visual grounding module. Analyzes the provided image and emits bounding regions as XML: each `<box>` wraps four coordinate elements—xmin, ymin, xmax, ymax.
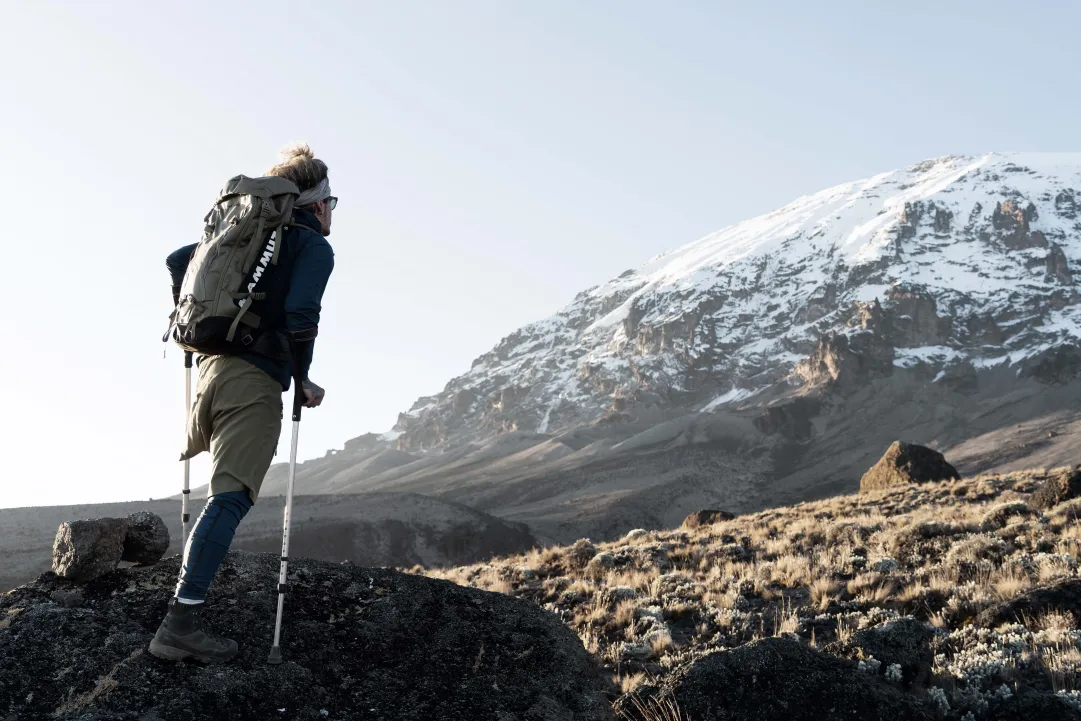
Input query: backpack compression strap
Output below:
<box><xmin>225</xmin><ymin>201</ymin><xmax>272</xmax><ymax>344</ymax></box>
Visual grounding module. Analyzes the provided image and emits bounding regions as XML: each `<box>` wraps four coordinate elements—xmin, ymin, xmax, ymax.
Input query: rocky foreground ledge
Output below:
<box><xmin>0</xmin><ymin>552</ymin><xmax>614</xmax><ymax>721</ymax></box>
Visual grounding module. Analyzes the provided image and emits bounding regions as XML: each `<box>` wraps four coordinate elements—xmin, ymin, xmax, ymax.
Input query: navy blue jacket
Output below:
<box><xmin>167</xmin><ymin>207</ymin><xmax>334</xmax><ymax>391</ymax></box>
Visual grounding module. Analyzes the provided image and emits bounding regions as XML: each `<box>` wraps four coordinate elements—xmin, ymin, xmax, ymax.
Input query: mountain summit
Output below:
<box><xmin>389</xmin><ymin>152</ymin><xmax>1081</xmax><ymax>445</ymax></box>
<box><xmin>262</xmin><ymin>153</ymin><xmax>1081</xmax><ymax>543</ymax></box>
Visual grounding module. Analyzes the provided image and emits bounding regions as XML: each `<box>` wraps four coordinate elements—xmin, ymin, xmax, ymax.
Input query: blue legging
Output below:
<box><xmin>175</xmin><ymin>491</ymin><xmax>253</xmax><ymax>603</ymax></box>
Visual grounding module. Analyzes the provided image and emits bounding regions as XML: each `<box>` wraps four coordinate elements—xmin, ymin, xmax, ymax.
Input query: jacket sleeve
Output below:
<box><xmin>166</xmin><ymin>244</ymin><xmax>198</xmax><ymax>305</ymax></box>
<box><xmin>285</xmin><ymin>237</ymin><xmax>335</xmax><ymax>379</ymax></box>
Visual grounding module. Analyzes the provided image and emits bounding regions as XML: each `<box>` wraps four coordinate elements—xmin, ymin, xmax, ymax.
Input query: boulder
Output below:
<box><xmin>681</xmin><ymin>510</ymin><xmax>735</xmax><ymax>529</ymax></box>
<box><xmin>1030</xmin><ymin>466</ymin><xmax>1081</xmax><ymax>510</ymax></box>
<box><xmin>122</xmin><ymin>511</ymin><xmax>170</xmax><ymax>565</ymax></box>
<box><xmin>615</xmin><ymin>637</ymin><xmax>931</xmax><ymax>721</ymax></box>
<box><xmin>836</xmin><ymin>617</ymin><xmax>938</xmax><ymax>687</ymax></box>
<box><xmin>860</xmin><ymin>442</ymin><xmax>960</xmax><ymax>493</ymax></box>
<box><xmin>0</xmin><ymin>552</ymin><xmax>616</xmax><ymax>721</ymax></box>
<box><xmin>51</xmin><ymin>517</ymin><xmax>128</xmax><ymax>582</ymax></box>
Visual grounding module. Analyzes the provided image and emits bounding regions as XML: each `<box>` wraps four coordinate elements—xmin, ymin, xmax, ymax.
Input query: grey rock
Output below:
<box><xmin>122</xmin><ymin>511</ymin><xmax>170</xmax><ymax>565</ymax></box>
<box><xmin>51</xmin><ymin>518</ymin><xmax>128</xmax><ymax>582</ymax></box>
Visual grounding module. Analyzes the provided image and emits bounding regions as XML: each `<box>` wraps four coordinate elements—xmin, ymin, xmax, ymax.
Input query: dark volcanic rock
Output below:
<box><xmin>860</xmin><ymin>441</ymin><xmax>960</xmax><ymax>493</ymax></box>
<box><xmin>1031</xmin><ymin>466</ymin><xmax>1081</xmax><ymax>509</ymax></box>
<box><xmin>616</xmin><ymin>637</ymin><xmax>931</xmax><ymax>721</ymax></box>
<box><xmin>51</xmin><ymin>518</ymin><xmax>129</xmax><ymax>582</ymax></box>
<box><xmin>1047</xmin><ymin>242</ymin><xmax>1074</xmax><ymax>285</ymax></box>
<box><xmin>681</xmin><ymin>510</ymin><xmax>735</xmax><ymax>529</ymax></box>
<box><xmin>985</xmin><ymin>692</ymin><xmax>1081</xmax><ymax>720</ymax></box>
<box><xmin>975</xmin><ymin>579</ymin><xmax>1081</xmax><ymax>629</ymax></box>
<box><xmin>0</xmin><ymin>552</ymin><xmax>614</xmax><ymax>721</ymax></box>
<box><xmin>122</xmin><ymin>512</ymin><xmax>170</xmax><ymax>565</ymax></box>
<box><xmin>1019</xmin><ymin>345</ymin><xmax>1081</xmax><ymax>385</ymax></box>
<box><xmin>753</xmin><ymin>397</ymin><xmax>821</xmax><ymax>441</ymax></box>
<box><xmin>837</xmin><ymin>617</ymin><xmax>938</xmax><ymax>687</ymax></box>
<box><xmin>992</xmin><ymin>199</ymin><xmax>1045</xmax><ymax>249</ymax></box>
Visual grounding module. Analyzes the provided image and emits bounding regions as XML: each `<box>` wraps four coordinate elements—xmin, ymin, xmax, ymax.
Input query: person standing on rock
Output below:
<box><xmin>150</xmin><ymin>144</ymin><xmax>336</xmax><ymax>663</ymax></box>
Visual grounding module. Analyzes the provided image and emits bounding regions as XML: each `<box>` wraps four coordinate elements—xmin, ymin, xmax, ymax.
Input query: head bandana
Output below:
<box><xmin>296</xmin><ymin>177</ymin><xmax>331</xmax><ymax>207</ymax></box>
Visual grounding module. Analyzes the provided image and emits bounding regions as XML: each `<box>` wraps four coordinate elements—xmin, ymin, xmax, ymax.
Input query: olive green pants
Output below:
<box><xmin>182</xmin><ymin>355</ymin><xmax>282</xmax><ymax>504</ymax></box>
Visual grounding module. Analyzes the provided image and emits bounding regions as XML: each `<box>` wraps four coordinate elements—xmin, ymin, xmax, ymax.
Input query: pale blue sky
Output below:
<box><xmin>2</xmin><ymin>0</ymin><xmax>1078</xmax><ymax>508</ymax></box>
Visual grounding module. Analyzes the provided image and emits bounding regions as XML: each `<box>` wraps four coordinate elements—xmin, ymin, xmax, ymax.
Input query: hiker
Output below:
<box><xmin>149</xmin><ymin>144</ymin><xmax>336</xmax><ymax>663</ymax></box>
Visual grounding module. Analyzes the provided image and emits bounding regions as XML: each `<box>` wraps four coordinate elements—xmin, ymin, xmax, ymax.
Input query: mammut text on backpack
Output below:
<box><xmin>170</xmin><ymin>176</ymin><xmax>299</xmax><ymax>356</ymax></box>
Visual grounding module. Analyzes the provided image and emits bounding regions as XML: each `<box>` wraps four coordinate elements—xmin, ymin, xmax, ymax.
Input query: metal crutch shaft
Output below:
<box><xmin>181</xmin><ymin>351</ymin><xmax>193</xmax><ymax>550</ymax></box>
<box><xmin>268</xmin><ymin>367</ymin><xmax>306</xmax><ymax>665</ymax></box>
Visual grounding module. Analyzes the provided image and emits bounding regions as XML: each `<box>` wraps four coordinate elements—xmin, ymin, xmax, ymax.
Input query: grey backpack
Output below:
<box><xmin>170</xmin><ymin>175</ymin><xmax>299</xmax><ymax>355</ymax></box>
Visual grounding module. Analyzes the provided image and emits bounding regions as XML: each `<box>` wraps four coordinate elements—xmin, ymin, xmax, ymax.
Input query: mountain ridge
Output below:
<box><xmin>377</xmin><ymin>152</ymin><xmax>1081</xmax><ymax>451</ymax></box>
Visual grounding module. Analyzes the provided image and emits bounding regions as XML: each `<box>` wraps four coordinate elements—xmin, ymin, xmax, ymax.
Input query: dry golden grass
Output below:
<box><xmin>422</xmin><ymin>466</ymin><xmax>1081</xmax><ymax>696</ymax></box>
<box><xmin>617</xmin><ymin>693</ymin><xmax>687</xmax><ymax>721</ymax></box>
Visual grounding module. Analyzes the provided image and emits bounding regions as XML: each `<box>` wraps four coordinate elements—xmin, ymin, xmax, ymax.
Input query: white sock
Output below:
<box><xmin>175</xmin><ymin>596</ymin><xmax>204</xmax><ymax>606</ymax></box>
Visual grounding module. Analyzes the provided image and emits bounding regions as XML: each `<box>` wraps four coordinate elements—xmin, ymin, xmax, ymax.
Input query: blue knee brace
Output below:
<box><xmin>175</xmin><ymin>490</ymin><xmax>253</xmax><ymax>603</ymax></box>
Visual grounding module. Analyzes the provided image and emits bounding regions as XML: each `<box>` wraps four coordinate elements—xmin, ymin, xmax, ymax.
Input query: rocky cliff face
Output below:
<box><xmin>385</xmin><ymin>154</ymin><xmax>1081</xmax><ymax>451</ymax></box>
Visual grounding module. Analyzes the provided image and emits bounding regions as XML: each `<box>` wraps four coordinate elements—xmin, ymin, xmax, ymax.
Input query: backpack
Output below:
<box><xmin>170</xmin><ymin>175</ymin><xmax>299</xmax><ymax>356</ymax></box>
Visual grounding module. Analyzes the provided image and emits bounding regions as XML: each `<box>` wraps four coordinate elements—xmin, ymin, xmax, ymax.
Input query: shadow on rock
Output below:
<box><xmin>615</xmin><ymin>637</ymin><xmax>932</xmax><ymax>721</ymax></box>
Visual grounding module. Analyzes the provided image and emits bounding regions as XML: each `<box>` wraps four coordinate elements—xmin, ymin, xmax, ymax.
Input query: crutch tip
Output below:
<box><xmin>267</xmin><ymin>646</ymin><xmax>283</xmax><ymax>665</ymax></box>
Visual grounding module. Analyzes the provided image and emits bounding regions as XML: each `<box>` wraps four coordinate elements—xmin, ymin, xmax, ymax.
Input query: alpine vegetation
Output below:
<box><xmin>428</xmin><ymin>466</ymin><xmax>1081</xmax><ymax>720</ymax></box>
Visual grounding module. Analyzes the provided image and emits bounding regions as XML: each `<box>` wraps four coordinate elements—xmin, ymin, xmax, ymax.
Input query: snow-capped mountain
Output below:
<box><xmin>259</xmin><ymin>152</ymin><xmax>1081</xmax><ymax>544</ymax></box>
<box><xmin>389</xmin><ymin>153</ymin><xmax>1081</xmax><ymax>451</ymax></box>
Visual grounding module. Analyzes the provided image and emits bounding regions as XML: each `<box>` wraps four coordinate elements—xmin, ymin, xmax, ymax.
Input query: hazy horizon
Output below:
<box><xmin>3</xmin><ymin>0</ymin><xmax>1081</xmax><ymax>508</ymax></box>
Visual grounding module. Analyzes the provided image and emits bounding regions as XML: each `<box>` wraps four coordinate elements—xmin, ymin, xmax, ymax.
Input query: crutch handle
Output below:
<box><xmin>292</xmin><ymin>379</ymin><xmax>305</xmax><ymax>422</ymax></box>
<box><xmin>184</xmin><ymin>351</ymin><xmax>193</xmax><ymax>369</ymax></box>
<box><xmin>289</xmin><ymin>341</ymin><xmax>306</xmax><ymax>422</ymax></box>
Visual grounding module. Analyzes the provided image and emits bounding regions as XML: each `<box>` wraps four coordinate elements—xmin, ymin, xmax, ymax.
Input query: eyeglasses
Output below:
<box><xmin>326</xmin><ymin>196</ymin><xmax>338</xmax><ymax>210</ymax></box>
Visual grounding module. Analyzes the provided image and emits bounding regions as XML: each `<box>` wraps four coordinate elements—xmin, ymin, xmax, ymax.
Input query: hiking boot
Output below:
<box><xmin>148</xmin><ymin>599</ymin><xmax>238</xmax><ymax>663</ymax></box>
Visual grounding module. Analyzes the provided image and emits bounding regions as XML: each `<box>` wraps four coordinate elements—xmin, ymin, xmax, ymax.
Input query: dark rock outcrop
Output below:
<box><xmin>51</xmin><ymin>518</ymin><xmax>128</xmax><ymax>582</ymax></box>
<box><xmin>122</xmin><ymin>512</ymin><xmax>170</xmax><ymax>565</ymax></box>
<box><xmin>860</xmin><ymin>442</ymin><xmax>960</xmax><ymax>493</ymax></box>
<box><xmin>753</xmin><ymin>397</ymin><xmax>821</xmax><ymax>441</ymax></box>
<box><xmin>1047</xmin><ymin>243</ymin><xmax>1074</xmax><ymax>285</ymax></box>
<box><xmin>796</xmin><ymin>332</ymin><xmax>894</xmax><ymax>392</ymax></box>
<box><xmin>615</xmin><ymin>637</ymin><xmax>931</xmax><ymax>721</ymax></box>
<box><xmin>835</xmin><ymin>617</ymin><xmax>938</xmax><ymax>688</ymax></box>
<box><xmin>975</xmin><ymin>579</ymin><xmax>1081</xmax><ymax>629</ymax></box>
<box><xmin>1030</xmin><ymin>466</ymin><xmax>1081</xmax><ymax>510</ymax></box>
<box><xmin>0</xmin><ymin>552</ymin><xmax>615</xmax><ymax>721</ymax></box>
<box><xmin>1019</xmin><ymin>345</ymin><xmax>1081</xmax><ymax>385</ymax></box>
<box><xmin>884</xmin><ymin>286</ymin><xmax>950</xmax><ymax>347</ymax></box>
<box><xmin>985</xmin><ymin>692</ymin><xmax>1081</xmax><ymax>720</ymax></box>
<box><xmin>992</xmin><ymin>200</ymin><xmax>1046</xmax><ymax>250</ymax></box>
<box><xmin>681</xmin><ymin>510</ymin><xmax>735</xmax><ymax>529</ymax></box>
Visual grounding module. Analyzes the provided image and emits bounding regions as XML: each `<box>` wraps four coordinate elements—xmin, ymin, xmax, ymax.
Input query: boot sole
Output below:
<box><xmin>149</xmin><ymin>637</ymin><xmax>237</xmax><ymax>664</ymax></box>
